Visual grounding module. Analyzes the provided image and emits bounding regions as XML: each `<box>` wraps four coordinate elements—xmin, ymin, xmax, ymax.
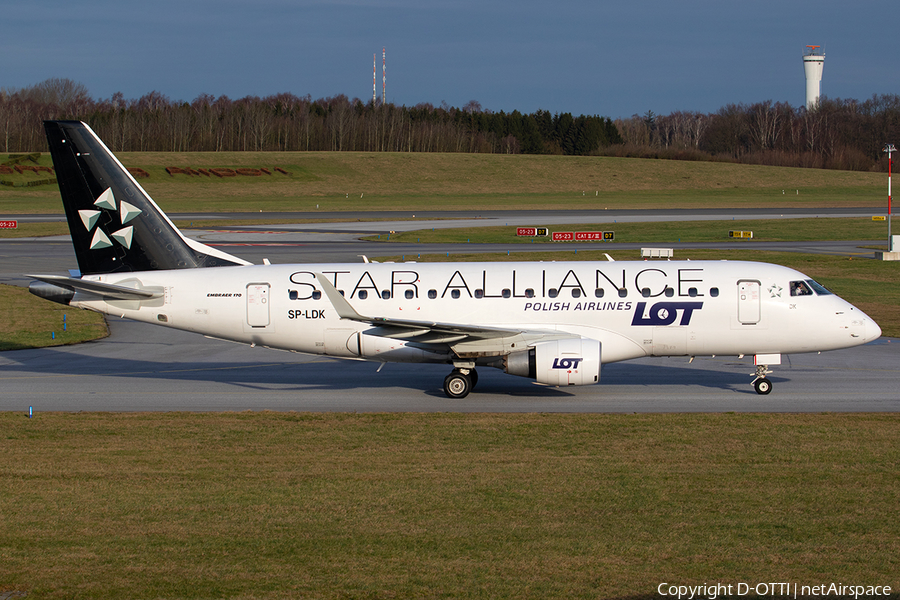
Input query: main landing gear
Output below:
<box><xmin>443</xmin><ymin>367</ymin><xmax>478</xmax><ymax>399</ymax></box>
<box><xmin>751</xmin><ymin>364</ymin><xmax>773</xmax><ymax>395</ymax></box>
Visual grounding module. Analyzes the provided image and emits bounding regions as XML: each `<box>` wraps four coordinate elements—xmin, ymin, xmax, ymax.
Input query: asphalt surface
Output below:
<box><xmin>1</xmin><ymin>319</ymin><xmax>897</xmax><ymax>412</ymax></box>
<box><xmin>1</xmin><ymin>208</ymin><xmax>895</xmax><ymax>412</ymax></box>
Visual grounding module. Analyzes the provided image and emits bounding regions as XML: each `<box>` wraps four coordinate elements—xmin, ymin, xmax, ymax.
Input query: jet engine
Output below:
<box><xmin>503</xmin><ymin>338</ymin><xmax>601</xmax><ymax>386</ymax></box>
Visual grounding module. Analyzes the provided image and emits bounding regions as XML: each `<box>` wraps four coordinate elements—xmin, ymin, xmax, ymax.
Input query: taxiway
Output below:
<box><xmin>1</xmin><ymin>208</ymin><xmax>894</xmax><ymax>412</ymax></box>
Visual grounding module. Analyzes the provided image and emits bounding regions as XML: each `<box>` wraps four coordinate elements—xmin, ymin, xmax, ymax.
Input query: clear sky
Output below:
<box><xmin>3</xmin><ymin>0</ymin><xmax>896</xmax><ymax>119</ymax></box>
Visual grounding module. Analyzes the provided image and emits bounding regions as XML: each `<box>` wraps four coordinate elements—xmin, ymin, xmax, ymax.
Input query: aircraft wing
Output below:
<box><xmin>27</xmin><ymin>274</ymin><xmax>163</xmax><ymax>301</ymax></box>
<box><xmin>315</xmin><ymin>273</ymin><xmax>572</xmax><ymax>351</ymax></box>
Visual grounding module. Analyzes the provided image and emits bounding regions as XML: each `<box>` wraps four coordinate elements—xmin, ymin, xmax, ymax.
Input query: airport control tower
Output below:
<box><xmin>803</xmin><ymin>45</ymin><xmax>825</xmax><ymax>109</ymax></box>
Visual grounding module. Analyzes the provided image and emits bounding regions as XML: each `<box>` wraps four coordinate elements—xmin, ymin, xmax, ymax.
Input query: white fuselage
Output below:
<box><xmin>69</xmin><ymin>260</ymin><xmax>880</xmax><ymax>366</ymax></box>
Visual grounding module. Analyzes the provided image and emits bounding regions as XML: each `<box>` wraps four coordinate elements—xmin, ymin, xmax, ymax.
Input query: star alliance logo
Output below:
<box><xmin>78</xmin><ymin>188</ymin><xmax>141</xmax><ymax>251</ymax></box>
<box><xmin>768</xmin><ymin>284</ymin><xmax>783</xmax><ymax>298</ymax></box>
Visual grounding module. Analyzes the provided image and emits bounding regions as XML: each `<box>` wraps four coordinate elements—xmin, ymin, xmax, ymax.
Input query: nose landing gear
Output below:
<box><xmin>751</xmin><ymin>364</ymin><xmax>773</xmax><ymax>395</ymax></box>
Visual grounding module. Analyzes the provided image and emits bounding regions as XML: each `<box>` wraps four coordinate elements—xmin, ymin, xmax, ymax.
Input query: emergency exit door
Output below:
<box><xmin>246</xmin><ymin>283</ymin><xmax>270</xmax><ymax>327</ymax></box>
<box><xmin>737</xmin><ymin>280</ymin><xmax>760</xmax><ymax>324</ymax></box>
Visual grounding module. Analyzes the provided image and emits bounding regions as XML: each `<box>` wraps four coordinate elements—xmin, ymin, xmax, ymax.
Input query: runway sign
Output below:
<box><xmin>551</xmin><ymin>231</ymin><xmax>614</xmax><ymax>242</ymax></box>
<box><xmin>516</xmin><ymin>227</ymin><xmax>549</xmax><ymax>236</ymax></box>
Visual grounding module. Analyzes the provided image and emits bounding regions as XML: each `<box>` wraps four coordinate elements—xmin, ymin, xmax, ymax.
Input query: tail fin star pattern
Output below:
<box><xmin>44</xmin><ymin>120</ymin><xmax>248</xmax><ymax>275</ymax></box>
<box><xmin>80</xmin><ymin>188</ymin><xmax>140</xmax><ymax>250</ymax></box>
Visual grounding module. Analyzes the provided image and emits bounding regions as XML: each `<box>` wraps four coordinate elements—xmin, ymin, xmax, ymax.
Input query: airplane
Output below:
<box><xmin>28</xmin><ymin>120</ymin><xmax>882</xmax><ymax>398</ymax></box>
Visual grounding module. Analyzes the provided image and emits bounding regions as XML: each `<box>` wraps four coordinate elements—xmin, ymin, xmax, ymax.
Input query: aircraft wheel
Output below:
<box><xmin>754</xmin><ymin>378</ymin><xmax>772</xmax><ymax>395</ymax></box>
<box><xmin>444</xmin><ymin>372</ymin><xmax>472</xmax><ymax>399</ymax></box>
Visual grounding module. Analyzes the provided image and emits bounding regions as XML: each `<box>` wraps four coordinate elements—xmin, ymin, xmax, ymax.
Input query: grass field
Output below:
<box><xmin>0</xmin><ymin>151</ymin><xmax>887</xmax><ymax>213</ymax></box>
<box><xmin>1</xmin><ymin>412</ymin><xmax>898</xmax><ymax>599</ymax></box>
<box><xmin>0</xmin><ymin>283</ymin><xmax>107</xmax><ymax>351</ymax></box>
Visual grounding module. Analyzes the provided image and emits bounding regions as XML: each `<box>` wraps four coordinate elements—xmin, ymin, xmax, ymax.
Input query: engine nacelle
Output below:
<box><xmin>504</xmin><ymin>338</ymin><xmax>601</xmax><ymax>386</ymax></box>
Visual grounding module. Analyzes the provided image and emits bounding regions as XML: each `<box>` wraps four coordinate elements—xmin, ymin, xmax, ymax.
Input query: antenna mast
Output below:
<box><xmin>382</xmin><ymin>47</ymin><xmax>386</xmax><ymax>104</ymax></box>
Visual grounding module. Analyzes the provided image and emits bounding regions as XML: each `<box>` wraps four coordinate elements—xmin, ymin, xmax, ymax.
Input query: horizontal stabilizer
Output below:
<box><xmin>27</xmin><ymin>274</ymin><xmax>162</xmax><ymax>301</ymax></box>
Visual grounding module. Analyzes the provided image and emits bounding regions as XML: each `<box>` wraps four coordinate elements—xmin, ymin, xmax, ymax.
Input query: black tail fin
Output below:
<box><xmin>43</xmin><ymin>120</ymin><xmax>249</xmax><ymax>275</ymax></box>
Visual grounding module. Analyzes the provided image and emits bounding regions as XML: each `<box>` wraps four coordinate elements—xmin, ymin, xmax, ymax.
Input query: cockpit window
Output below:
<box><xmin>789</xmin><ymin>281</ymin><xmax>813</xmax><ymax>296</ymax></box>
<box><xmin>805</xmin><ymin>279</ymin><xmax>833</xmax><ymax>295</ymax></box>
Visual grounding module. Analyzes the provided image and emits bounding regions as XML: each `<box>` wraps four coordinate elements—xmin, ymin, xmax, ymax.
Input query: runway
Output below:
<box><xmin>1</xmin><ymin>208</ymin><xmax>895</xmax><ymax>412</ymax></box>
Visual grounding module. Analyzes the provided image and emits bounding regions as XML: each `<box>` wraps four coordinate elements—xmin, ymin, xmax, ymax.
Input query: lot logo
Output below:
<box><xmin>631</xmin><ymin>301</ymin><xmax>703</xmax><ymax>326</ymax></box>
<box><xmin>552</xmin><ymin>357</ymin><xmax>582</xmax><ymax>370</ymax></box>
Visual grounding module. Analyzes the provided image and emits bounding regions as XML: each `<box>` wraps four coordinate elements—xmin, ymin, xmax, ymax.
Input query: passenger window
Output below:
<box><xmin>502</xmin><ymin>289</ymin><xmax>511</xmax><ymax>299</ymax></box>
<box><xmin>404</xmin><ymin>290</ymin><xmax>415</xmax><ymax>299</ymax></box>
<box><xmin>289</xmin><ymin>290</ymin><xmax>298</xmax><ymax>300</ymax></box>
<box><xmin>618</xmin><ymin>288</ymin><xmax>627</xmax><ymax>298</ymax></box>
<box><xmin>664</xmin><ymin>287</ymin><xmax>674</xmax><ymax>297</ymax></box>
<box><xmin>381</xmin><ymin>290</ymin><xmax>391</xmax><ymax>300</ymax></box>
<box><xmin>710</xmin><ymin>287</ymin><xmax>719</xmax><ymax>297</ymax></box>
<box><xmin>790</xmin><ymin>281</ymin><xmax>813</xmax><ymax>296</ymax></box>
<box><xmin>688</xmin><ymin>287</ymin><xmax>698</xmax><ymax>298</ymax></box>
<box><xmin>312</xmin><ymin>290</ymin><xmax>322</xmax><ymax>300</ymax></box>
<box><xmin>358</xmin><ymin>290</ymin><xmax>368</xmax><ymax>300</ymax></box>
<box><xmin>571</xmin><ymin>289</ymin><xmax>581</xmax><ymax>298</ymax></box>
<box><xmin>641</xmin><ymin>288</ymin><xmax>651</xmax><ymax>298</ymax></box>
<box><xmin>474</xmin><ymin>289</ymin><xmax>484</xmax><ymax>299</ymax></box>
<box><xmin>548</xmin><ymin>288</ymin><xmax>558</xmax><ymax>298</ymax></box>
<box><xmin>595</xmin><ymin>288</ymin><xmax>605</xmax><ymax>298</ymax></box>
<box><xmin>525</xmin><ymin>289</ymin><xmax>535</xmax><ymax>298</ymax></box>
<box><xmin>338</xmin><ymin>290</ymin><xmax>345</xmax><ymax>296</ymax></box>
<box><xmin>451</xmin><ymin>289</ymin><xmax>460</xmax><ymax>299</ymax></box>
<box><xmin>428</xmin><ymin>290</ymin><xmax>437</xmax><ymax>299</ymax></box>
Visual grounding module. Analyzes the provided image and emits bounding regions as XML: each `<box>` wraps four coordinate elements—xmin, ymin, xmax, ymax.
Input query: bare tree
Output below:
<box><xmin>21</xmin><ymin>78</ymin><xmax>90</xmax><ymax>111</ymax></box>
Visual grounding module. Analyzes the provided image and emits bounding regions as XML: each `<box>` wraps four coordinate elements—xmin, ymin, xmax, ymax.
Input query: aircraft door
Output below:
<box><xmin>246</xmin><ymin>283</ymin><xmax>270</xmax><ymax>328</ymax></box>
<box><xmin>737</xmin><ymin>280</ymin><xmax>760</xmax><ymax>324</ymax></box>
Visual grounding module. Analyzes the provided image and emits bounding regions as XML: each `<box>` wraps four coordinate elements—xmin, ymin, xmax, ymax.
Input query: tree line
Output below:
<box><xmin>1</xmin><ymin>78</ymin><xmax>898</xmax><ymax>171</ymax></box>
<box><xmin>0</xmin><ymin>79</ymin><xmax>620</xmax><ymax>156</ymax></box>
<box><xmin>613</xmin><ymin>95</ymin><xmax>900</xmax><ymax>171</ymax></box>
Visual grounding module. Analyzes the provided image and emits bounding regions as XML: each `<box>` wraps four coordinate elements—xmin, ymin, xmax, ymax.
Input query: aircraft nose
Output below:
<box><xmin>865</xmin><ymin>317</ymin><xmax>882</xmax><ymax>342</ymax></box>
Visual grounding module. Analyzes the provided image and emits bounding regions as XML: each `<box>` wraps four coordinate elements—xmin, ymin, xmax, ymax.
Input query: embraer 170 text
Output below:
<box><xmin>29</xmin><ymin>121</ymin><xmax>882</xmax><ymax>398</ymax></box>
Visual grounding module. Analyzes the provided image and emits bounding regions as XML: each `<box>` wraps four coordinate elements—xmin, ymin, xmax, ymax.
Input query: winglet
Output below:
<box><xmin>315</xmin><ymin>273</ymin><xmax>367</xmax><ymax>321</ymax></box>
